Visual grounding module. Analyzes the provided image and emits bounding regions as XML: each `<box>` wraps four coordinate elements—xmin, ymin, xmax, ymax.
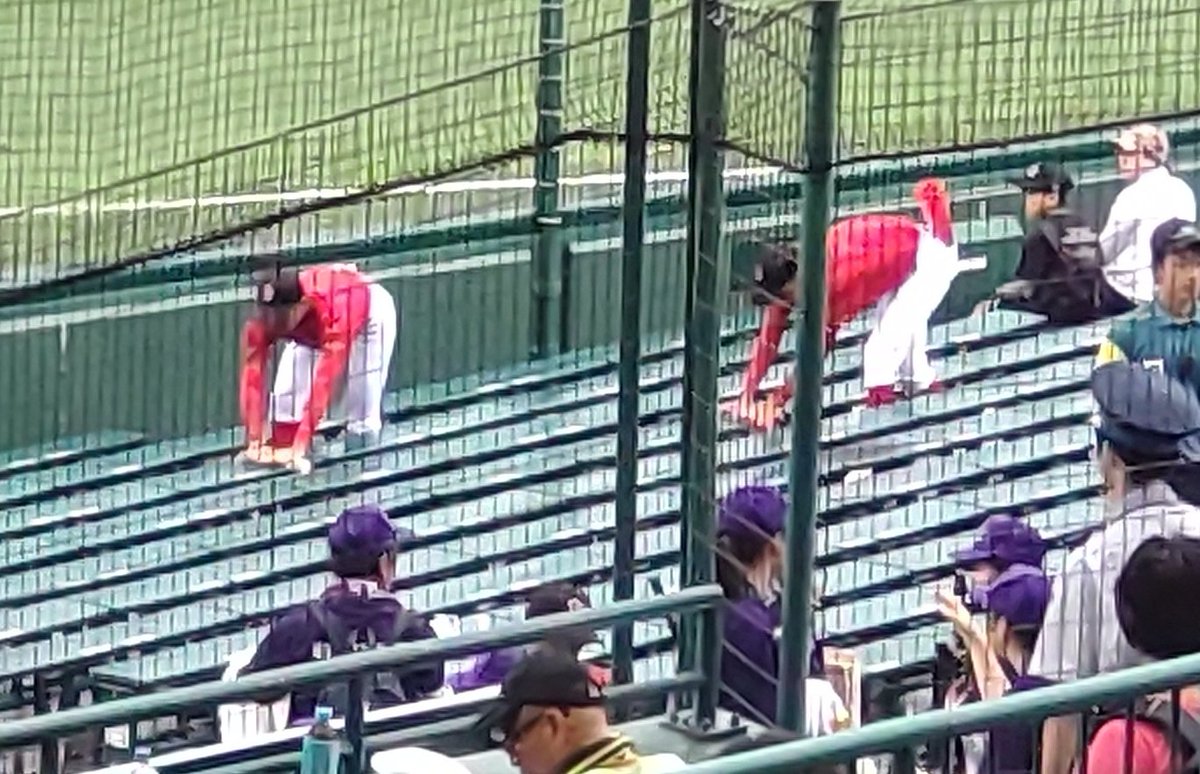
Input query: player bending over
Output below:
<box><xmin>238</xmin><ymin>261</ymin><xmax>398</xmax><ymax>474</ymax></box>
<box><xmin>724</xmin><ymin>178</ymin><xmax>960</xmax><ymax>431</ymax></box>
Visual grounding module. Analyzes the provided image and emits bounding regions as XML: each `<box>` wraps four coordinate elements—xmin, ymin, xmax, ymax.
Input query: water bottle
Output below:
<box><xmin>300</xmin><ymin>705</ymin><xmax>342</xmax><ymax>774</ymax></box>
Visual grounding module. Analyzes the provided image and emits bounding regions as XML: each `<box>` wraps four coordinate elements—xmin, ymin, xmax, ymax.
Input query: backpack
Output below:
<box><xmin>1092</xmin><ymin>696</ymin><xmax>1200</xmax><ymax>773</ymax></box>
<box><xmin>308</xmin><ymin>600</ymin><xmax>425</xmax><ymax>716</ymax></box>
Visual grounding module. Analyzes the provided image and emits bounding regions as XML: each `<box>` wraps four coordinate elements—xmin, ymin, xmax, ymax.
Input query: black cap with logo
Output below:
<box><xmin>1008</xmin><ymin>162</ymin><xmax>1075</xmax><ymax>193</ymax></box>
<box><xmin>477</xmin><ymin>650</ymin><xmax>611</xmax><ymax>743</ymax></box>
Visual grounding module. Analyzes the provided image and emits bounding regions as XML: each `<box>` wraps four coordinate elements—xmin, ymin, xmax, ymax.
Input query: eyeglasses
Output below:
<box><xmin>493</xmin><ymin>709</ymin><xmax>551</xmax><ymax>747</ymax></box>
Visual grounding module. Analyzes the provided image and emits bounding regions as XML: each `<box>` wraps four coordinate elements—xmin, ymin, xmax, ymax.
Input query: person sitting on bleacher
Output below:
<box><xmin>984</xmin><ymin>162</ymin><xmax>1135</xmax><ymax>324</ymax></box>
<box><xmin>1097</xmin><ymin>218</ymin><xmax>1200</xmax><ymax>399</ymax></box>
<box><xmin>478</xmin><ymin>649</ymin><xmax>686</xmax><ymax>773</ymax></box>
<box><xmin>448</xmin><ymin>583</ymin><xmax>594</xmax><ymax>692</ymax></box>
<box><xmin>935</xmin><ymin>562</ymin><xmax>1052</xmax><ymax>774</ymax></box>
<box><xmin>1032</xmin><ymin>362</ymin><xmax>1200</xmax><ymax>774</ymax></box>
<box><xmin>241</xmin><ymin>504</ymin><xmax>444</xmax><ymax>725</ymax></box>
<box><xmin>715</xmin><ymin>486</ymin><xmax>847</xmax><ymax>733</ymax></box>
<box><xmin>1085</xmin><ymin>535</ymin><xmax>1200</xmax><ymax>774</ymax></box>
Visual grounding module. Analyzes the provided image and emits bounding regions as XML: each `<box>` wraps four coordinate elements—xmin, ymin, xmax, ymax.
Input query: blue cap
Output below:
<box><xmin>718</xmin><ymin>486</ymin><xmax>787</xmax><ymax>547</ymax></box>
<box><xmin>1092</xmin><ymin>362</ymin><xmax>1200</xmax><ymax>463</ymax></box>
<box><xmin>954</xmin><ymin>514</ymin><xmax>1047</xmax><ymax>568</ymax></box>
<box><xmin>970</xmin><ymin>564</ymin><xmax>1050</xmax><ymax>628</ymax></box>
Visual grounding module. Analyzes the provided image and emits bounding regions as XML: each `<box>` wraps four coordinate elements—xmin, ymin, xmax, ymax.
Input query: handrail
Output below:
<box><xmin>0</xmin><ymin>585</ymin><xmax>722</xmax><ymax>748</ymax></box>
<box><xmin>680</xmin><ymin>650</ymin><xmax>1200</xmax><ymax>772</ymax></box>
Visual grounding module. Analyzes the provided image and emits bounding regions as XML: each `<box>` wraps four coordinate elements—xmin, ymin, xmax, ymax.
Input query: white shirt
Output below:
<box><xmin>1029</xmin><ymin>482</ymin><xmax>1200</xmax><ymax>682</ymax></box>
<box><xmin>1099</xmin><ymin>167</ymin><xmax>1197</xmax><ymax>303</ymax></box>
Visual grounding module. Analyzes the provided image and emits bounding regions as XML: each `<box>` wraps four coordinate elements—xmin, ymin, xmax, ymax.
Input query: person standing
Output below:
<box><xmin>1098</xmin><ymin>124</ymin><xmax>1196</xmax><ymax>304</ymax></box>
<box><xmin>238</xmin><ymin>260</ymin><xmax>398</xmax><ymax>474</ymax></box>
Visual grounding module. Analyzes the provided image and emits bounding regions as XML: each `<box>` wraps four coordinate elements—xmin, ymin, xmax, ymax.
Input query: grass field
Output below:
<box><xmin>0</xmin><ymin>0</ymin><xmax>1198</xmax><ymax>278</ymax></box>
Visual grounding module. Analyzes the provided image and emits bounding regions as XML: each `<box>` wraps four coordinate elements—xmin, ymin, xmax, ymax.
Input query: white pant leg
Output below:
<box><xmin>344</xmin><ymin>283</ymin><xmax>398</xmax><ymax>435</ymax></box>
<box><xmin>270</xmin><ymin>341</ymin><xmax>319</xmax><ymax>424</ymax></box>
<box><xmin>861</xmin><ymin>231</ymin><xmax>960</xmax><ymax>389</ymax></box>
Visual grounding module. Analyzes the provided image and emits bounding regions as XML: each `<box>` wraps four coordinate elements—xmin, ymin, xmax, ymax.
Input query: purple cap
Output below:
<box><xmin>718</xmin><ymin>486</ymin><xmax>786</xmax><ymax>546</ymax></box>
<box><xmin>970</xmin><ymin>564</ymin><xmax>1050</xmax><ymax>628</ymax></box>
<box><xmin>954</xmin><ymin>515</ymin><xmax>1046</xmax><ymax>568</ymax></box>
<box><xmin>328</xmin><ymin>504</ymin><xmax>402</xmax><ymax>558</ymax></box>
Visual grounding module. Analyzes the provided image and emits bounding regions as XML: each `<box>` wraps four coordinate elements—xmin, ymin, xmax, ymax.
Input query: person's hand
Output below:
<box><xmin>972</xmin><ymin>298</ymin><xmax>996</xmax><ymax>317</ymax></box>
<box><xmin>236</xmin><ymin>441</ymin><xmax>269</xmax><ymax>465</ymax></box>
<box><xmin>934</xmin><ymin>585</ymin><xmax>976</xmax><ymax>637</ymax></box>
<box><xmin>995</xmin><ymin>279</ymin><xmax>1036</xmax><ymax>300</ymax></box>
<box><xmin>272</xmin><ymin>445</ymin><xmax>314</xmax><ymax>475</ymax></box>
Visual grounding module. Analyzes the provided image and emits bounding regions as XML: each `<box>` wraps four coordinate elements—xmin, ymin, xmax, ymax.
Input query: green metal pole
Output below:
<box><xmin>777</xmin><ymin>0</ymin><xmax>840</xmax><ymax>735</ymax></box>
<box><xmin>681</xmin><ymin>0</ymin><xmax>728</xmax><ymax>724</ymax></box>
<box><xmin>613</xmin><ymin>0</ymin><xmax>652</xmax><ymax>688</ymax></box>
<box><xmin>531</xmin><ymin>0</ymin><xmax>566</xmax><ymax>359</ymax></box>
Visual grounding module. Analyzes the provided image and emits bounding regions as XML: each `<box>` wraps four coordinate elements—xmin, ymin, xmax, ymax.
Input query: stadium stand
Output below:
<box><xmin>0</xmin><ymin>279</ymin><xmax>1106</xmax><ymax>769</ymax></box>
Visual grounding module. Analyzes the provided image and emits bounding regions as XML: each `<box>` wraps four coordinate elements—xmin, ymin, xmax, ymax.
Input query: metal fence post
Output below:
<box><xmin>613</xmin><ymin>0</ymin><xmax>652</xmax><ymax>688</ymax></box>
<box><xmin>680</xmin><ymin>0</ymin><xmax>728</xmax><ymax>722</ymax></box>
<box><xmin>778</xmin><ymin>0</ymin><xmax>841</xmax><ymax>735</ymax></box>
<box><xmin>531</xmin><ymin>0</ymin><xmax>566</xmax><ymax>359</ymax></box>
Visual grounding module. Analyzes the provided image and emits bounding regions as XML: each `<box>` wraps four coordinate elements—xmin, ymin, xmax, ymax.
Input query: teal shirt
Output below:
<box><xmin>1100</xmin><ymin>301</ymin><xmax>1200</xmax><ymax>396</ymax></box>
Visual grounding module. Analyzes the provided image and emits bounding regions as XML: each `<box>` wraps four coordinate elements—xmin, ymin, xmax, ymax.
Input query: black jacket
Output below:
<box><xmin>999</xmin><ymin>209</ymin><xmax>1134</xmax><ymax>324</ymax></box>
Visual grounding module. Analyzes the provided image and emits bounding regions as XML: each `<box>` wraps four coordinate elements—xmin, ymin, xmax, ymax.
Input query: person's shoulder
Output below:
<box><xmin>1087</xmin><ymin>716</ymin><xmax>1172</xmax><ymax>774</ymax></box>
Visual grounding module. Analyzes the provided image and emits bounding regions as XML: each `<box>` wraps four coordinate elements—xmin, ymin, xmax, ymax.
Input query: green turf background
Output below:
<box><xmin>1</xmin><ymin>0</ymin><xmax>1198</xmax><ymax>279</ymax></box>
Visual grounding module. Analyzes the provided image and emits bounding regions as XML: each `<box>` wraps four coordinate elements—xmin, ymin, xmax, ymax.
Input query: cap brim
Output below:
<box><xmin>954</xmin><ymin>546</ymin><xmax>993</xmax><ymax>565</ymax></box>
<box><xmin>1180</xmin><ymin>433</ymin><xmax>1200</xmax><ymax>463</ymax></box>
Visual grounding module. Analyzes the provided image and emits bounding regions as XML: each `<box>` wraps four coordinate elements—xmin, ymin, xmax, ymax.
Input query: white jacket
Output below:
<box><xmin>1099</xmin><ymin>166</ymin><xmax>1196</xmax><ymax>302</ymax></box>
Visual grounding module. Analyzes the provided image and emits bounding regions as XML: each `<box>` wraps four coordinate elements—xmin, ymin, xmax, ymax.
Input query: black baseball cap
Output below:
<box><xmin>526</xmin><ymin>584</ymin><xmax>592</xmax><ymax>618</ymax></box>
<box><xmin>1150</xmin><ymin>218</ymin><xmax>1200</xmax><ymax>265</ymax></box>
<box><xmin>251</xmin><ymin>261</ymin><xmax>302</xmax><ymax>307</ymax></box>
<box><xmin>1008</xmin><ymin>162</ymin><xmax>1074</xmax><ymax>193</ymax></box>
<box><xmin>477</xmin><ymin>650</ymin><xmax>610</xmax><ymax>743</ymax></box>
<box><xmin>750</xmin><ymin>243</ymin><xmax>798</xmax><ymax>306</ymax></box>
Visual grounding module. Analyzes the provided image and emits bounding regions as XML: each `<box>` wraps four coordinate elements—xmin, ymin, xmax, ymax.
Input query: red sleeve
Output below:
<box><xmin>293</xmin><ymin>323</ymin><xmax>353</xmax><ymax>450</ymax></box>
<box><xmin>239</xmin><ymin>318</ymin><xmax>274</xmax><ymax>443</ymax></box>
<box><xmin>1085</xmin><ymin>719</ymin><xmax>1172</xmax><ymax>774</ymax></box>
<box><xmin>742</xmin><ymin>304</ymin><xmax>789</xmax><ymax>398</ymax></box>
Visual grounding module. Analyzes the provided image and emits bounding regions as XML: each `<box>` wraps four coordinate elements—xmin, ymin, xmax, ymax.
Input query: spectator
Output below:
<box><xmin>478</xmin><ymin>649</ymin><xmax>685</xmax><ymax>773</ymax></box>
<box><xmin>718</xmin><ymin>729</ymin><xmax>849</xmax><ymax>773</ymax></box>
<box><xmin>986</xmin><ymin>162</ymin><xmax>1134</xmax><ymax>323</ymax></box>
<box><xmin>449</xmin><ymin>584</ymin><xmax>594</xmax><ymax>692</ymax></box>
<box><xmin>1033</xmin><ymin>362</ymin><xmax>1200</xmax><ymax>774</ymax></box>
<box><xmin>954</xmin><ymin>513</ymin><xmax>1048</xmax><ymax>587</ymax></box>
<box><xmin>715</xmin><ymin>486</ymin><xmax>842</xmax><ymax>732</ymax></box>
<box><xmin>242</xmin><ymin>505</ymin><xmax>444</xmax><ymax>724</ymax></box>
<box><xmin>1085</xmin><ymin>535</ymin><xmax>1200</xmax><ymax>774</ymax></box>
<box><xmin>936</xmin><ymin>564</ymin><xmax>1052</xmax><ymax>774</ymax></box>
<box><xmin>1098</xmin><ymin>123</ymin><xmax>1196</xmax><ymax>304</ymax></box>
<box><xmin>1097</xmin><ymin>218</ymin><xmax>1200</xmax><ymax>398</ymax></box>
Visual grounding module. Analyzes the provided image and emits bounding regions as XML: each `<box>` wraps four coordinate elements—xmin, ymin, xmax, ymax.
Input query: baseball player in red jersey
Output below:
<box><xmin>238</xmin><ymin>261</ymin><xmax>398</xmax><ymax>473</ymax></box>
<box><xmin>723</xmin><ymin>178</ymin><xmax>960</xmax><ymax>431</ymax></box>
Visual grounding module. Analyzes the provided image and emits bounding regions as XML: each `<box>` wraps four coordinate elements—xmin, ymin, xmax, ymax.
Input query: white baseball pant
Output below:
<box><xmin>861</xmin><ymin>230</ymin><xmax>960</xmax><ymax>390</ymax></box>
<box><xmin>269</xmin><ymin>282</ymin><xmax>398</xmax><ymax>435</ymax></box>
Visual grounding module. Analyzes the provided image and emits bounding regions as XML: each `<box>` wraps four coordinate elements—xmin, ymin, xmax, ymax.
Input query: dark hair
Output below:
<box><xmin>719</xmin><ymin>730</ymin><xmax>846</xmax><ymax>773</ymax></box>
<box><xmin>251</xmin><ymin>261</ymin><xmax>302</xmax><ymax>307</ymax></box>
<box><xmin>1168</xmin><ymin>462</ymin><xmax>1200</xmax><ymax>505</ymax></box>
<box><xmin>716</xmin><ymin>531</ymin><xmax>771</xmax><ymax>600</ymax></box>
<box><xmin>1116</xmin><ymin>535</ymin><xmax>1200</xmax><ymax>660</ymax></box>
<box><xmin>329</xmin><ymin>550</ymin><xmax>390</xmax><ymax>580</ymax></box>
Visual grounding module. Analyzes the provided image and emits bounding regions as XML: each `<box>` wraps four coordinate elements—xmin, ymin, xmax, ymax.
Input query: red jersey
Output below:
<box><xmin>740</xmin><ymin>178</ymin><xmax>953</xmax><ymax>398</ymax></box>
<box><xmin>240</xmin><ymin>264</ymin><xmax>373</xmax><ymax>448</ymax></box>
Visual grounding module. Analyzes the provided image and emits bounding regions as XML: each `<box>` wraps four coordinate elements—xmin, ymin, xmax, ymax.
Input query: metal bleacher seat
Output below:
<box><xmin>0</xmin><ymin>301</ymin><xmax>1107</xmax><ymax>761</ymax></box>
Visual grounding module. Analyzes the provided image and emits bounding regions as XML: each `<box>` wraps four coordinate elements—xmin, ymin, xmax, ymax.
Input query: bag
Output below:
<box><xmin>308</xmin><ymin>600</ymin><xmax>424</xmax><ymax>716</ymax></box>
<box><xmin>1092</xmin><ymin>696</ymin><xmax>1200</xmax><ymax>773</ymax></box>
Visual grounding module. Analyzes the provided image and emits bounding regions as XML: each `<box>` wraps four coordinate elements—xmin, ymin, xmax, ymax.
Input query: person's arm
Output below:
<box><xmin>1096</xmin><ymin>324</ymin><xmax>1129</xmax><ymax>368</ymax></box>
<box><xmin>1033</xmin><ymin>557</ymin><xmax>1101</xmax><ymax>774</ymax></box>
<box><xmin>1097</xmin><ymin>191</ymin><xmax>1137</xmax><ymax>265</ymax></box>
<box><xmin>292</xmin><ymin>323</ymin><xmax>353</xmax><ymax>453</ymax></box>
<box><xmin>239</xmin><ymin>317</ymin><xmax>274</xmax><ymax>445</ymax></box>
<box><xmin>241</xmin><ymin>607</ymin><xmax>314</xmax><ymax>702</ymax></box>
<box><xmin>741</xmin><ymin>303</ymin><xmax>789</xmax><ymax>399</ymax></box>
<box><xmin>393</xmin><ymin>613</ymin><xmax>446</xmax><ymax>698</ymax></box>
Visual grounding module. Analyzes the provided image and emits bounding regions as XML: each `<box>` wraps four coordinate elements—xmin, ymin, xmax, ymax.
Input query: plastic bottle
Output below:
<box><xmin>300</xmin><ymin>705</ymin><xmax>342</xmax><ymax>774</ymax></box>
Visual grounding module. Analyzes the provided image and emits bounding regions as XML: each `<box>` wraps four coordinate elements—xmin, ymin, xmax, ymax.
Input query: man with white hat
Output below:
<box><xmin>1098</xmin><ymin>123</ymin><xmax>1196</xmax><ymax>303</ymax></box>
